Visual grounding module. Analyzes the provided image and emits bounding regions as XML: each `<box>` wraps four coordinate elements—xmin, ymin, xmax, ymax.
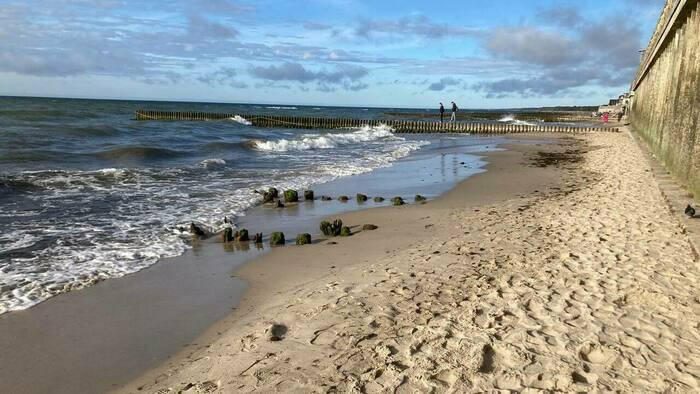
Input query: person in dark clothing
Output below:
<box><xmin>439</xmin><ymin>103</ymin><xmax>445</xmax><ymax>123</ymax></box>
<box><xmin>450</xmin><ymin>101</ymin><xmax>458</xmax><ymax>123</ymax></box>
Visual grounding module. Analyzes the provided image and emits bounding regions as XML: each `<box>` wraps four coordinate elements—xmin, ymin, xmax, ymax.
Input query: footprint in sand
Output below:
<box><xmin>478</xmin><ymin>344</ymin><xmax>497</xmax><ymax>373</ymax></box>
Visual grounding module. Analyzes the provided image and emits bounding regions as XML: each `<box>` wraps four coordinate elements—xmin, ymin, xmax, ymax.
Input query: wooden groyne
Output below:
<box><xmin>383</xmin><ymin>111</ymin><xmax>595</xmax><ymax>123</ymax></box>
<box><xmin>135</xmin><ymin>110</ymin><xmax>618</xmax><ymax>134</ymax></box>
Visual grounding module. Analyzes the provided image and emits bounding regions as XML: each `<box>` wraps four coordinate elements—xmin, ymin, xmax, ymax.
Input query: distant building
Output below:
<box><xmin>598</xmin><ymin>93</ymin><xmax>631</xmax><ymax>116</ymax></box>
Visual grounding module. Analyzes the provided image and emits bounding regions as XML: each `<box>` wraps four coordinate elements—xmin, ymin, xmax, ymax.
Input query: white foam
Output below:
<box><xmin>266</xmin><ymin>106</ymin><xmax>297</xmax><ymax>110</ymax></box>
<box><xmin>200</xmin><ymin>158</ymin><xmax>227</xmax><ymax>168</ymax></box>
<box><xmin>498</xmin><ymin>114</ymin><xmax>516</xmax><ymax>123</ymax></box>
<box><xmin>228</xmin><ymin>115</ymin><xmax>251</xmax><ymax>125</ymax></box>
<box><xmin>251</xmin><ymin>124</ymin><xmax>396</xmax><ymax>152</ymax></box>
<box><xmin>498</xmin><ymin>114</ymin><xmax>538</xmax><ymax>127</ymax></box>
<box><xmin>0</xmin><ymin>127</ymin><xmax>431</xmax><ymax>315</ymax></box>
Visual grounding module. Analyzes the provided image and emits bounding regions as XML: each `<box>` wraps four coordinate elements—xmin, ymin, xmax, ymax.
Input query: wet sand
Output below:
<box><xmin>119</xmin><ymin>134</ymin><xmax>566</xmax><ymax>392</ymax></box>
<box><xmin>123</xmin><ymin>131</ymin><xmax>700</xmax><ymax>392</ymax></box>
<box><xmin>0</xmin><ymin>134</ymin><xmax>522</xmax><ymax>393</ymax></box>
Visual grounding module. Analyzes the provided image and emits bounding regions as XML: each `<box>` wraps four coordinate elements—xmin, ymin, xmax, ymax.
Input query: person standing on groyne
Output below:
<box><xmin>450</xmin><ymin>101</ymin><xmax>458</xmax><ymax>123</ymax></box>
<box><xmin>439</xmin><ymin>103</ymin><xmax>445</xmax><ymax>123</ymax></box>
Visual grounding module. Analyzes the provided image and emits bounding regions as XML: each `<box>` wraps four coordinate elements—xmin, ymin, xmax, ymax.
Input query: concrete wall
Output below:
<box><xmin>630</xmin><ymin>0</ymin><xmax>700</xmax><ymax>196</ymax></box>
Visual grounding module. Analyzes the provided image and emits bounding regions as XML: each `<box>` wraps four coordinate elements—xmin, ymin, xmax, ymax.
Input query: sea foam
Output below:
<box><xmin>498</xmin><ymin>114</ymin><xmax>539</xmax><ymax>127</ymax></box>
<box><xmin>251</xmin><ymin>124</ymin><xmax>395</xmax><ymax>152</ymax></box>
<box><xmin>229</xmin><ymin>115</ymin><xmax>252</xmax><ymax>125</ymax></box>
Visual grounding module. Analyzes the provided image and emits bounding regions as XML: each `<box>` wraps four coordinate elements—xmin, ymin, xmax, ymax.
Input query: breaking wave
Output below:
<box><xmin>228</xmin><ymin>115</ymin><xmax>251</xmax><ymax>125</ymax></box>
<box><xmin>251</xmin><ymin>124</ymin><xmax>395</xmax><ymax>152</ymax></box>
<box><xmin>498</xmin><ymin>114</ymin><xmax>539</xmax><ymax>127</ymax></box>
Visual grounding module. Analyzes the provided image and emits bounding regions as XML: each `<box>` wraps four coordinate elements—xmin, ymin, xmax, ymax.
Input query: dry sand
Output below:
<box><xmin>123</xmin><ymin>131</ymin><xmax>700</xmax><ymax>393</ymax></box>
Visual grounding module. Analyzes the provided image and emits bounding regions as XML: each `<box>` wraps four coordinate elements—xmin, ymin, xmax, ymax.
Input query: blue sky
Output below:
<box><xmin>0</xmin><ymin>0</ymin><xmax>664</xmax><ymax>108</ymax></box>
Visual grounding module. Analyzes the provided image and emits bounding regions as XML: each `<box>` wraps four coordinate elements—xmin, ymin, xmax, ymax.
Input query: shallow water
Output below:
<box><xmin>0</xmin><ymin>96</ymin><xmax>503</xmax><ymax>313</ymax></box>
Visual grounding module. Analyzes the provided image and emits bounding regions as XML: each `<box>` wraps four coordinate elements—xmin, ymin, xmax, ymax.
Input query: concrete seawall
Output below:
<box><xmin>630</xmin><ymin>0</ymin><xmax>700</xmax><ymax>196</ymax></box>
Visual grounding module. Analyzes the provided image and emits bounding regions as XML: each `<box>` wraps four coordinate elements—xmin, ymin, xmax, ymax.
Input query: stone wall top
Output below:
<box><xmin>632</xmin><ymin>0</ymin><xmax>687</xmax><ymax>90</ymax></box>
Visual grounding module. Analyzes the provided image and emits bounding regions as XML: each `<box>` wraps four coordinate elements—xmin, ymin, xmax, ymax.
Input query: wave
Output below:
<box><xmin>228</xmin><ymin>115</ymin><xmax>251</xmax><ymax>125</ymax></box>
<box><xmin>0</xmin><ymin>150</ymin><xmax>71</xmax><ymax>163</ymax></box>
<box><xmin>91</xmin><ymin>146</ymin><xmax>187</xmax><ymax>160</ymax></box>
<box><xmin>266</xmin><ymin>106</ymin><xmax>297</xmax><ymax>110</ymax></box>
<box><xmin>204</xmin><ymin>141</ymin><xmax>250</xmax><ymax>152</ymax></box>
<box><xmin>200</xmin><ymin>158</ymin><xmax>227</xmax><ymax>169</ymax></box>
<box><xmin>498</xmin><ymin>114</ymin><xmax>539</xmax><ymax>127</ymax></box>
<box><xmin>71</xmin><ymin>125</ymin><xmax>122</xmax><ymax>136</ymax></box>
<box><xmin>251</xmin><ymin>124</ymin><xmax>395</xmax><ymax>152</ymax></box>
<box><xmin>498</xmin><ymin>114</ymin><xmax>516</xmax><ymax>123</ymax></box>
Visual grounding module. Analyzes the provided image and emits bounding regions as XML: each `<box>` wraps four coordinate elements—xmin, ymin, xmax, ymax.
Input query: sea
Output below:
<box><xmin>0</xmin><ymin>96</ymin><xmax>515</xmax><ymax>314</ymax></box>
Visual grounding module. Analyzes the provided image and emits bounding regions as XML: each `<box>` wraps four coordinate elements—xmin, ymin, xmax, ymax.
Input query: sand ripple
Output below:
<box><xmin>129</xmin><ymin>132</ymin><xmax>699</xmax><ymax>392</ymax></box>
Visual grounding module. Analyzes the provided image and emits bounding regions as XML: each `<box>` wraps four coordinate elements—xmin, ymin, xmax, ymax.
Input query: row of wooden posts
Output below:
<box><xmin>135</xmin><ymin>110</ymin><xmax>618</xmax><ymax>134</ymax></box>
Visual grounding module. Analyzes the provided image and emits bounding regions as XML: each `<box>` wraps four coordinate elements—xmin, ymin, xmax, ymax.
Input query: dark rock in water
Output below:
<box><xmin>320</xmin><ymin>221</ymin><xmax>331</xmax><ymax>236</ymax></box>
<box><xmin>320</xmin><ymin>219</ymin><xmax>343</xmax><ymax>236</ymax></box>
<box><xmin>356</xmin><ymin>193</ymin><xmax>368</xmax><ymax>202</ymax></box>
<box><xmin>321</xmin><ymin>195</ymin><xmax>332</xmax><ymax>201</ymax></box>
<box><xmin>262</xmin><ymin>191</ymin><xmax>275</xmax><ymax>203</ymax></box>
<box><xmin>260</xmin><ymin>187</ymin><xmax>279</xmax><ymax>203</ymax></box>
<box><xmin>296</xmin><ymin>233</ymin><xmax>312</xmax><ymax>245</ymax></box>
<box><xmin>284</xmin><ymin>190</ymin><xmax>299</xmax><ymax>203</ymax></box>
<box><xmin>236</xmin><ymin>229</ymin><xmax>249</xmax><ymax>242</ymax></box>
<box><xmin>189</xmin><ymin>222</ymin><xmax>206</xmax><ymax>237</ymax></box>
<box><xmin>304</xmin><ymin>190</ymin><xmax>315</xmax><ymax>201</ymax></box>
<box><xmin>374</xmin><ymin>196</ymin><xmax>385</xmax><ymax>203</ymax></box>
<box><xmin>340</xmin><ymin>226</ymin><xmax>352</xmax><ymax>237</ymax></box>
<box><xmin>362</xmin><ymin>224</ymin><xmax>378</xmax><ymax>231</ymax></box>
<box><xmin>391</xmin><ymin>197</ymin><xmax>405</xmax><ymax>206</ymax></box>
<box><xmin>268</xmin><ymin>324</ymin><xmax>288</xmax><ymax>341</ymax></box>
<box><xmin>270</xmin><ymin>232</ymin><xmax>285</xmax><ymax>246</ymax></box>
<box><xmin>275</xmin><ymin>200</ymin><xmax>285</xmax><ymax>208</ymax></box>
<box><xmin>253</xmin><ymin>233</ymin><xmax>263</xmax><ymax>244</ymax></box>
<box><xmin>223</xmin><ymin>227</ymin><xmax>234</xmax><ymax>242</ymax></box>
<box><xmin>415</xmin><ymin>194</ymin><xmax>427</xmax><ymax>202</ymax></box>
<box><xmin>338</xmin><ymin>195</ymin><xmax>349</xmax><ymax>202</ymax></box>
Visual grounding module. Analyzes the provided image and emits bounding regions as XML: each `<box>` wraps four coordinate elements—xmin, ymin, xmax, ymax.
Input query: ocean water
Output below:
<box><xmin>0</xmin><ymin>96</ymin><xmax>495</xmax><ymax>314</ymax></box>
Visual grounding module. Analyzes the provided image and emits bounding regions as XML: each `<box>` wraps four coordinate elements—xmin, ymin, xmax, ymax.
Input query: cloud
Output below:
<box><xmin>485</xmin><ymin>26</ymin><xmax>583</xmax><ymax>67</ymax></box>
<box><xmin>197</xmin><ymin>67</ymin><xmax>248</xmax><ymax>88</ymax></box>
<box><xmin>353</xmin><ymin>15</ymin><xmax>478</xmax><ymax>40</ymax></box>
<box><xmin>474</xmin><ymin>5</ymin><xmax>647</xmax><ymax>98</ymax></box>
<box><xmin>249</xmin><ymin>62</ymin><xmax>369</xmax><ymax>91</ymax></box>
<box><xmin>187</xmin><ymin>15</ymin><xmax>239</xmax><ymax>39</ymax></box>
<box><xmin>303</xmin><ymin>21</ymin><xmax>333</xmax><ymax>31</ymax></box>
<box><xmin>536</xmin><ymin>6</ymin><xmax>583</xmax><ymax>27</ymax></box>
<box><xmin>428</xmin><ymin>77</ymin><xmax>461</xmax><ymax>91</ymax></box>
<box><xmin>0</xmin><ymin>0</ymin><xmax>390</xmax><ymax>85</ymax></box>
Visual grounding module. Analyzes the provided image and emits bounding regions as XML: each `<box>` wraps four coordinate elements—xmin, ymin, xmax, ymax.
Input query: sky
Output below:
<box><xmin>0</xmin><ymin>0</ymin><xmax>665</xmax><ymax>108</ymax></box>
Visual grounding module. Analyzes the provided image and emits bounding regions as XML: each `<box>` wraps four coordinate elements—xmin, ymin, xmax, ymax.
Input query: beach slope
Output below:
<box><xmin>124</xmin><ymin>132</ymin><xmax>699</xmax><ymax>393</ymax></box>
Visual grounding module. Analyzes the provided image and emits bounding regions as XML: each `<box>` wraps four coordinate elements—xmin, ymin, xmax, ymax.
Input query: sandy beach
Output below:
<box><xmin>119</xmin><ymin>129</ymin><xmax>699</xmax><ymax>393</ymax></box>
